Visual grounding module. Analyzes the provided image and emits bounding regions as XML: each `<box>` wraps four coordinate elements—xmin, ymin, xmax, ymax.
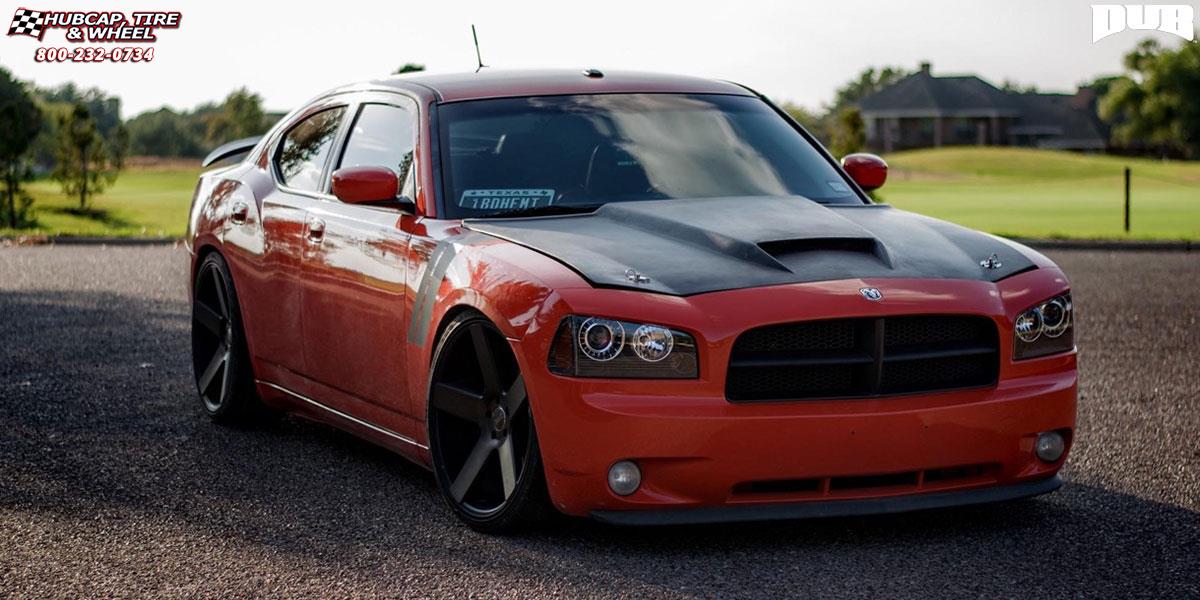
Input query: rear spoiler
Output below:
<box><xmin>201</xmin><ymin>136</ymin><xmax>263</xmax><ymax>168</ymax></box>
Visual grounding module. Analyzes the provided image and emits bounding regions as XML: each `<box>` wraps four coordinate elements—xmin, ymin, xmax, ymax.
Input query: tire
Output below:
<box><xmin>190</xmin><ymin>252</ymin><xmax>272</xmax><ymax>425</ymax></box>
<box><xmin>427</xmin><ymin>312</ymin><xmax>553</xmax><ymax>533</ymax></box>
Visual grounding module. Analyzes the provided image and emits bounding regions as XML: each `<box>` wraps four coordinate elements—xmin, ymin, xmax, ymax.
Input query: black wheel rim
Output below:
<box><xmin>430</xmin><ymin>322</ymin><xmax>531</xmax><ymax>518</ymax></box>
<box><xmin>191</xmin><ymin>262</ymin><xmax>234</xmax><ymax>413</ymax></box>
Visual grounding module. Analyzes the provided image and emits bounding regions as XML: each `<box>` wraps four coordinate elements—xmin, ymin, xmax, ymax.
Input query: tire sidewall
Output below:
<box><xmin>426</xmin><ymin>313</ymin><xmax>547</xmax><ymax>532</ymax></box>
<box><xmin>192</xmin><ymin>252</ymin><xmax>254</xmax><ymax>420</ymax></box>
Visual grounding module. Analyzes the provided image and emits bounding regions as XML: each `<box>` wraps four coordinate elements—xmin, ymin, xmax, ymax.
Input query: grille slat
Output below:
<box><xmin>729</xmin><ymin>350</ymin><xmax>874</xmax><ymax>369</ymax></box>
<box><xmin>726</xmin><ymin>315</ymin><xmax>999</xmax><ymax>402</ymax></box>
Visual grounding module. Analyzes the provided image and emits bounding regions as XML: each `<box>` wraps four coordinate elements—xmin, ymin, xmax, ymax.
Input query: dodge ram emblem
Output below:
<box><xmin>859</xmin><ymin>287</ymin><xmax>883</xmax><ymax>301</ymax></box>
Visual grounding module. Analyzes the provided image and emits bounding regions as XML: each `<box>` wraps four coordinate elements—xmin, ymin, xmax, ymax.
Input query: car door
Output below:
<box><xmin>298</xmin><ymin>95</ymin><xmax>418</xmax><ymax>426</ymax></box>
<box><xmin>244</xmin><ymin>103</ymin><xmax>349</xmax><ymax>383</ymax></box>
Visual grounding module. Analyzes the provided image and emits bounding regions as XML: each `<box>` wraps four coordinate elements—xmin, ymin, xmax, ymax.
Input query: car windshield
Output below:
<box><xmin>437</xmin><ymin>93</ymin><xmax>863</xmax><ymax>218</ymax></box>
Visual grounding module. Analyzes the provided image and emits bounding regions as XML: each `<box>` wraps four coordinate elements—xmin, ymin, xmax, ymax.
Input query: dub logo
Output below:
<box><xmin>1091</xmin><ymin>4</ymin><xmax>1195</xmax><ymax>42</ymax></box>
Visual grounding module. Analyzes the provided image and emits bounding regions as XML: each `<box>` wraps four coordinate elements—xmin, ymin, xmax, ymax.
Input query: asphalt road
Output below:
<box><xmin>1</xmin><ymin>245</ymin><xmax>1197</xmax><ymax>598</ymax></box>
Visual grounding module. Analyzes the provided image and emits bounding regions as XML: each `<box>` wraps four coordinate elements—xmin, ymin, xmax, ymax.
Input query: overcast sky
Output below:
<box><xmin>2</xmin><ymin>0</ymin><xmax>1196</xmax><ymax>116</ymax></box>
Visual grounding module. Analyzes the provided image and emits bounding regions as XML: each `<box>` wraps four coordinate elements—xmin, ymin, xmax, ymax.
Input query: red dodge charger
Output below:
<box><xmin>186</xmin><ymin>69</ymin><xmax>1076</xmax><ymax>532</ymax></box>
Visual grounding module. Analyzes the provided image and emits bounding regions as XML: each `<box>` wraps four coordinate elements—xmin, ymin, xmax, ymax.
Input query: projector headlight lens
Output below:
<box><xmin>578</xmin><ymin>317</ymin><xmax>624</xmax><ymax>362</ymax></box>
<box><xmin>1015</xmin><ymin>308</ymin><xmax>1043</xmax><ymax>343</ymax></box>
<box><xmin>1013</xmin><ymin>292</ymin><xmax>1074</xmax><ymax>360</ymax></box>
<box><xmin>632</xmin><ymin>325</ymin><xmax>674</xmax><ymax>362</ymax></box>
<box><xmin>549</xmin><ymin>316</ymin><xmax>698</xmax><ymax>378</ymax></box>
<box><xmin>1040</xmin><ymin>296</ymin><xmax>1071</xmax><ymax>338</ymax></box>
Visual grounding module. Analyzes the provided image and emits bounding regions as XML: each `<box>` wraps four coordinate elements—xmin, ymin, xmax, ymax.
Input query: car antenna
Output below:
<box><xmin>471</xmin><ymin>24</ymin><xmax>488</xmax><ymax>73</ymax></box>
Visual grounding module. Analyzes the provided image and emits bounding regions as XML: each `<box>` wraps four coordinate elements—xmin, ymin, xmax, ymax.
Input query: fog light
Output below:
<box><xmin>1035</xmin><ymin>431</ymin><xmax>1066</xmax><ymax>463</ymax></box>
<box><xmin>607</xmin><ymin>460</ymin><xmax>641</xmax><ymax>496</ymax></box>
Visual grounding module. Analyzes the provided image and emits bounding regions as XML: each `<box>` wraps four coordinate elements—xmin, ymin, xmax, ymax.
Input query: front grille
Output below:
<box><xmin>726</xmin><ymin>315</ymin><xmax>999</xmax><ymax>401</ymax></box>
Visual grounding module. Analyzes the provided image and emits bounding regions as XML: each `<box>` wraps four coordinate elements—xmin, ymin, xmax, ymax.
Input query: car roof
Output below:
<box><xmin>364</xmin><ymin>69</ymin><xmax>756</xmax><ymax>103</ymax></box>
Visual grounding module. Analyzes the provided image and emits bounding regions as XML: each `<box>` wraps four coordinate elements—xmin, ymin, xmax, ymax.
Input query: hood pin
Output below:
<box><xmin>624</xmin><ymin>268</ymin><xmax>651</xmax><ymax>284</ymax></box>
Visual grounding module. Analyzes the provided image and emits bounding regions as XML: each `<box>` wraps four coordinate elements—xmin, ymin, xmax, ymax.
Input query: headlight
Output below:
<box><xmin>548</xmin><ymin>315</ymin><xmax>698</xmax><ymax>378</ymax></box>
<box><xmin>1013</xmin><ymin>292</ymin><xmax>1074</xmax><ymax>360</ymax></box>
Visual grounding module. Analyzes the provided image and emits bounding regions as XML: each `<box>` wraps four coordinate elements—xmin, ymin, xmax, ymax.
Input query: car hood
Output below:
<box><xmin>465</xmin><ymin>196</ymin><xmax>1035</xmax><ymax>296</ymax></box>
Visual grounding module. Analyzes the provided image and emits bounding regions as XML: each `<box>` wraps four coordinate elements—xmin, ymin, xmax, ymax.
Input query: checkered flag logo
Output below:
<box><xmin>9</xmin><ymin>8</ymin><xmax>46</xmax><ymax>40</ymax></box>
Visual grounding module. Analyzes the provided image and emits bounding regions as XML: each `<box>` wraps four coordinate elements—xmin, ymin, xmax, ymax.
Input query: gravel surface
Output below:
<box><xmin>1</xmin><ymin>245</ymin><xmax>1196</xmax><ymax>598</ymax></box>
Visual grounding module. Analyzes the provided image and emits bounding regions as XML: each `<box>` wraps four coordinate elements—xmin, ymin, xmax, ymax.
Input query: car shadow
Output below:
<box><xmin>1</xmin><ymin>287</ymin><xmax>1196</xmax><ymax>596</ymax></box>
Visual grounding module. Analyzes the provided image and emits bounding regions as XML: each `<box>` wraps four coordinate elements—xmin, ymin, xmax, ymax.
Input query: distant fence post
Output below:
<box><xmin>1124</xmin><ymin>167</ymin><xmax>1131</xmax><ymax>233</ymax></box>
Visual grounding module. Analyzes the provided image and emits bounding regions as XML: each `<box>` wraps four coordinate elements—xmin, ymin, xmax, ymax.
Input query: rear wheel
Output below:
<box><xmin>428</xmin><ymin>313</ymin><xmax>552</xmax><ymax>533</ymax></box>
<box><xmin>191</xmin><ymin>252</ymin><xmax>270</xmax><ymax>424</ymax></box>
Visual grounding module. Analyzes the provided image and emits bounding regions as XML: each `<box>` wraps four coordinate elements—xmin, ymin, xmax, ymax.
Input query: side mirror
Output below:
<box><xmin>841</xmin><ymin>153</ymin><xmax>888</xmax><ymax>192</ymax></box>
<box><xmin>331</xmin><ymin>166</ymin><xmax>414</xmax><ymax>211</ymax></box>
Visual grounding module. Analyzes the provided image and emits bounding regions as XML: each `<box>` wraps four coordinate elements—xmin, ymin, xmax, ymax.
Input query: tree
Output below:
<box><xmin>394</xmin><ymin>63</ymin><xmax>425</xmax><ymax>74</ymax></box>
<box><xmin>109</xmin><ymin>122</ymin><xmax>129</xmax><ymax>172</ymax></box>
<box><xmin>205</xmin><ymin>88</ymin><xmax>267</xmax><ymax>148</ymax></box>
<box><xmin>127</xmin><ymin>107</ymin><xmax>202</xmax><ymax>157</ymax></box>
<box><xmin>830</xmin><ymin>107</ymin><xmax>866</xmax><ymax>158</ymax></box>
<box><xmin>1099</xmin><ymin>39</ymin><xmax>1200</xmax><ymax>158</ymax></box>
<box><xmin>39</xmin><ymin>82</ymin><xmax>122</xmax><ymax>135</ymax></box>
<box><xmin>126</xmin><ymin>90</ymin><xmax>272</xmax><ymax>158</ymax></box>
<box><xmin>0</xmin><ymin>67</ymin><xmax>42</xmax><ymax>228</ymax></box>
<box><xmin>1001</xmin><ymin>79</ymin><xmax>1040</xmax><ymax>94</ymax></box>
<box><xmin>776</xmin><ymin>65</ymin><xmax>910</xmax><ymax>150</ymax></box>
<box><xmin>53</xmin><ymin>103</ymin><xmax>121</xmax><ymax>211</ymax></box>
<box><xmin>779</xmin><ymin>101</ymin><xmax>829</xmax><ymax>143</ymax></box>
<box><xmin>30</xmin><ymin>83</ymin><xmax>124</xmax><ymax>170</ymax></box>
<box><xmin>831</xmin><ymin>66</ymin><xmax>910</xmax><ymax>113</ymax></box>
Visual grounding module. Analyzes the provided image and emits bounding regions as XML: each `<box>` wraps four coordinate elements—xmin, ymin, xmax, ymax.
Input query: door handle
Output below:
<box><xmin>306</xmin><ymin>216</ymin><xmax>326</xmax><ymax>243</ymax></box>
<box><xmin>230</xmin><ymin>201</ymin><xmax>249</xmax><ymax>225</ymax></box>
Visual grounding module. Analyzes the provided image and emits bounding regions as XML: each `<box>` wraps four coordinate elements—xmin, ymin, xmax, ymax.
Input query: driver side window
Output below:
<box><xmin>276</xmin><ymin>107</ymin><xmax>347</xmax><ymax>192</ymax></box>
<box><xmin>338</xmin><ymin>103</ymin><xmax>417</xmax><ymax>197</ymax></box>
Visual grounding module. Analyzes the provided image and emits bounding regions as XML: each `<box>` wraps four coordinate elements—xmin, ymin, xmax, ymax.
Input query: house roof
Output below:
<box><xmin>858</xmin><ymin>70</ymin><xmax>1019</xmax><ymax>116</ymax></box>
<box><xmin>857</xmin><ymin>67</ymin><xmax>1108</xmax><ymax>148</ymax></box>
<box><xmin>1008</xmin><ymin>92</ymin><xmax>1107</xmax><ymax>148</ymax></box>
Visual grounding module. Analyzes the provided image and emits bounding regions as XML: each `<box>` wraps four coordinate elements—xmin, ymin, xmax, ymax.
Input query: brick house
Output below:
<box><xmin>858</xmin><ymin>63</ymin><xmax>1107</xmax><ymax>152</ymax></box>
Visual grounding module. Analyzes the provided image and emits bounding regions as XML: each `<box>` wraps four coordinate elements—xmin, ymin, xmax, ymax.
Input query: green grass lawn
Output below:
<box><xmin>881</xmin><ymin>147</ymin><xmax>1199</xmax><ymax>240</ymax></box>
<box><xmin>2</xmin><ymin>148</ymin><xmax>1197</xmax><ymax>240</ymax></box>
<box><xmin>2</xmin><ymin>166</ymin><xmax>200</xmax><ymax>238</ymax></box>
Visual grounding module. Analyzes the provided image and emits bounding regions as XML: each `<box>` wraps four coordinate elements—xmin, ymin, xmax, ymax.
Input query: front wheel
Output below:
<box><xmin>427</xmin><ymin>313</ymin><xmax>553</xmax><ymax>533</ymax></box>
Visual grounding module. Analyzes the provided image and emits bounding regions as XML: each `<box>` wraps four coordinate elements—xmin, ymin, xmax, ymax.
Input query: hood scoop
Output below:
<box><xmin>758</xmin><ymin>237</ymin><xmax>893</xmax><ymax>273</ymax></box>
<box><xmin>466</xmin><ymin>196</ymin><xmax>1036</xmax><ymax>296</ymax></box>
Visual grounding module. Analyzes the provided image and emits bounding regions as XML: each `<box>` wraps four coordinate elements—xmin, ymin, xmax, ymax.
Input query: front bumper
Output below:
<box><xmin>592</xmin><ymin>475</ymin><xmax>1063</xmax><ymax>525</ymax></box>
<box><xmin>516</xmin><ymin>271</ymin><xmax>1077</xmax><ymax>519</ymax></box>
<box><xmin>528</xmin><ymin>358</ymin><xmax>1075</xmax><ymax>517</ymax></box>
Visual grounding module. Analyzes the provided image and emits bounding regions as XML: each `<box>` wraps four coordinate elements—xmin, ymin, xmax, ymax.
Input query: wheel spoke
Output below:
<box><xmin>193</xmin><ymin>300</ymin><xmax>226</xmax><ymax>336</ymax></box>
<box><xmin>497</xmin><ymin>436</ymin><xmax>517</xmax><ymax>498</ymax></box>
<box><xmin>219</xmin><ymin>348</ymin><xmax>233</xmax><ymax>401</ymax></box>
<box><xmin>504</xmin><ymin>376</ymin><xmax>527</xmax><ymax>415</ymax></box>
<box><xmin>431</xmin><ymin>382</ymin><xmax>487</xmax><ymax>422</ymax></box>
<box><xmin>450</xmin><ymin>433</ymin><xmax>495</xmax><ymax>502</ymax></box>
<box><xmin>209</xmin><ymin>268</ymin><xmax>228</xmax><ymax>317</ymax></box>
<box><xmin>470</xmin><ymin>324</ymin><xmax>502</xmax><ymax>396</ymax></box>
<box><xmin>198</xmin><ymin>343</ymin><xmax>228</xmax><ymax>394</ymax></box>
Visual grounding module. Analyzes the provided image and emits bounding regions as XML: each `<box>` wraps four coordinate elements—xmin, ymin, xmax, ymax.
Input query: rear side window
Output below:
<box><xmin>338</xmin><ymin>103</ymin><xmax>416</xmax><ymax>194</ymax></box>
<box><xmin>276</xmin><ymin>107</ymin><xmax>346</xmax><ymax>192</ymax></box>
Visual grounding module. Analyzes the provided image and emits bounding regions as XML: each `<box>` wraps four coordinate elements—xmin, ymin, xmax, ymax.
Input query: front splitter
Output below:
<box><xmin>590</xmin><ymin>475</ymin><xmax>1062</xmax><ymax>526</ymax></box>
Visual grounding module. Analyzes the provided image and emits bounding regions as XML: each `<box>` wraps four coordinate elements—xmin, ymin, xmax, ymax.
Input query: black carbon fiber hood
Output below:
<box><xmin>466</xmin><ymin>196</ymin><xmax>1036</xmax><ymax>296</ymax></box>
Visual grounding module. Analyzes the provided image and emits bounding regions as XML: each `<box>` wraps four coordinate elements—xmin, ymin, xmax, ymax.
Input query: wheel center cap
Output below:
<box><xmin>491</xmin><ymin>406</ymin><xmax>508</xmax><ymax>433</ymax></box>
